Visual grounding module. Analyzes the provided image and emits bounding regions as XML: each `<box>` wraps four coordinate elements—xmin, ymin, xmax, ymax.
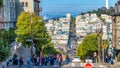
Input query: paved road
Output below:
<box><xmin>1</xmin><ymin>65</ymin><xmax>59</xmax><ymax>68</ymax></box>
<box><xmin>1</xmin><ymin>62</ymin><xmax>120</xmax><ymax>68</ymax></box>
<box><xmin>62</xmin><ymin>63</ymin><xmax>107</xmax><ymax>68</ymax></box>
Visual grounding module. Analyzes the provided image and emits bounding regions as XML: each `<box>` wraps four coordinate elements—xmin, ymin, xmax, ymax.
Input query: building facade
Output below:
<box><xmin>16</xmin><ymin>0</ymin><xmax>40</xmax><ymax>17</ymax></box>
<box><xmin>112</xmin><ymin>0</ymin><xmax>120</xmax><ymax>62</ymax></box>
<box><xmin>3</xmin><ymin>0</ymin><xmax>16</xmax><ymax>30</ymax></box>
<box><xmin>2</xmin><ymin>0</ymin><xmax>41</xmax><ymax>29</ymax></box>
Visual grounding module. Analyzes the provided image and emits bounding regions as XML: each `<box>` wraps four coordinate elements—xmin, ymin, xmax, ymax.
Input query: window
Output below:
<box><xmin>22</xmin><ymin>2</ymin><xmax>24</xmax><ymax>7</ymax></box>
<box><xmin>25</xmin><ymin>2</ymin><xmax>28</xmax><ymax>7</ymax></box>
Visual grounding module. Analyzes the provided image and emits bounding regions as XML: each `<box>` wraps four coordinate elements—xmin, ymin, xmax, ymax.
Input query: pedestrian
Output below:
<box><xmin>47</xmin><ymin>56</ymin><xmax>51</xmax><ymax>66</ymax></box>
<box><xmin>39</xmin><ymin>53</ymin><xmax>43</xmax><ymax>66</ymax></box>
<box><xmin>108</xmin><ymin>54</ymin><xmax>113</xmax><ymax>64</ymax></box>
<box><xmin>36</xmin><ymin>56</ymin><xmax>39</xmax><ymax>66</ymax></box>
<box><xmin>26</xmin><ymin>57</ymin><xmax>32</xmax><ymax>68</ymax></box>
<box><xmin>58</xmin><ymin>54</ymin><xmax>63</xmax><ymax>66</ymax></box>
<box><xmin>19</xmin><ymin>56</ymin><xmax>24</xmax><ymax>67</ymax></box>
<box><xmin>2</xmin><ymin>61</ymin><xmax>5</xmax><ymax>68</ymax></box>
<box><xmin>12</xmin><ymin>53</ymin><xmax>18</xmax><ymax>65</ymax></box>
<box><xmin>6</xmin><ymin>58</ymin><xmax>9</xmax><ymax>67</ymax></box>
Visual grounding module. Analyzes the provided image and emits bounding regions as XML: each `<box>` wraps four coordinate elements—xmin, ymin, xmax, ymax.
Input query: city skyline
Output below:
<box><xmin>40</xmin><ymin>0</ymin><xmax>117</xmax><ymax>18</ymax></box>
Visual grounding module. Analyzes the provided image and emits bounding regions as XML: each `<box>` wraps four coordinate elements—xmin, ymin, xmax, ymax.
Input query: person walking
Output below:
<box><xmin>39</xmin><ymin>53</ymin><xmax>43</xmax><ymax>66</ymax></box>
<box><xmin>19</xmin><ymin>56</ymin><xmax>24</xmax><ymax>67</ymax></box>
<box><xmin>6</xmin><ymin>58</ymin><xmax>9</xmax><ymax>67</ymax></box>
<box><xmin>26</xmin><ymin>57</ymin><xmax>32</xmax><ymax>68</ymax></box>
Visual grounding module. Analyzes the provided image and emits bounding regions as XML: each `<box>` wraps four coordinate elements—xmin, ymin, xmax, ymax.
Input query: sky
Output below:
<box><xmin>40</xmin><ymin>0</ymin><xmax>117</xmax><ymax>18</ymax></box>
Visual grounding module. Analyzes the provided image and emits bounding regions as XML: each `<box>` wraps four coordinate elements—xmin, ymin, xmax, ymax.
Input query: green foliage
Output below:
<box><xmin>0</xmin><ymin>28</ymin><xmax>16</xmax><ymax>45</ymax></box>
<box><xmin>42</xmin><ymin>44</ymin><xmax>60</xmax><ymax>56</ymax></box>
<box><xmin>0</xmin><ymin>0</ymin><xmax>3</xmax><ymax>7</ymax></box>
<box><xmin>81</xmin><ymin>6</ymin><xmax>115</xmax><ymax>17</ymax></box>
<box><xmin>77</xmin><ymin>33</ymin><xmax>98</xmax><ymax>60</ymax></box>
<box><xmin>15</xmin><ymin>12</ymin><xmax>53</xmax><ymax>54</ymax></box>
<box><xmin>0</xmin><ymin>38</ymin><xmax>10</xmax><ymax>62</ymax></box>
<box><xmin>99</xmin><ymin>17</ymin><xmax>106</xmax><ymax>24</ymax></box>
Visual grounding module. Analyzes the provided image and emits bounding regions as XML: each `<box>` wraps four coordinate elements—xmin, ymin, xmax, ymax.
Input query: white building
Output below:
<box><xmin>66</xmin><ymin>13</ymin><xmax>71</xmax><ymax>22</ymax></box>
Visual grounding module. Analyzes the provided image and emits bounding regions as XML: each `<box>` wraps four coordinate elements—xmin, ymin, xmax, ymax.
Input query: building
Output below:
<box><xmin>2</xmin><ymin>0</ymin><xmax>41</xmax><ymax>29</ymax></box>
<box><xmin>112</xmin><ymin>0</ymin><xmax>120</xmax><ymax>62</ymax></box>
<box><xmin>16</xmin><ymin>0</ymin><xmax>41</xmax><ymax>17</ymax></box>
<box><xmin>66</xmin><ymin>13</ymin><xmax>71</xmax><ymax>23</ymax></box>
<box><xmin>3</xmin><ymin>0</ymin><xmax>16</xmax><ymax>30</ymax></box>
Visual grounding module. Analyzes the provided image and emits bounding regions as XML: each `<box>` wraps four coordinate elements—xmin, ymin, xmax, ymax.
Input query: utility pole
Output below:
<box><xmin>98</xmin><ymin>34</ymin><xmax>101</xmax><ymax>63</ymax></box>
<box><xmin>30</xmin><ymin>11</ymin><xmax>34</xmax><ymax>57</ymax></box>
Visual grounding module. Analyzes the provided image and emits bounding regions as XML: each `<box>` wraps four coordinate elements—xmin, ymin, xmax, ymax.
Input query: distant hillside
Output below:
<box><xmin>80</xmin><ymin>6</ymin><xmax>115</xmax><ymax>17</ymax></box>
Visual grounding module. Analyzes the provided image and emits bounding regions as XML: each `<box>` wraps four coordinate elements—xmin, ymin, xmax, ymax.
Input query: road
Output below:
<box><xmin>67</xmin><ymin>21</ymin><xmax>77</xmax><ymax>57</ymax></box>
<box><xmin>1</xmin><ymin>62</ymin><xmax>120</xmax><ymax>68</ymax></box>
<box><xmin>62</xmin><ymin>63</ymin><xmax>107</xmax><ymax>68</ymax></box>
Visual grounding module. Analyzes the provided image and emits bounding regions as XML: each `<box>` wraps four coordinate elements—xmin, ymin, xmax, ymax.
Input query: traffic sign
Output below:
<box><xmin>84</xmin><ymin>63</ymin><xmax>93</xmax><ymax>68</ymax></box>
<box><xmin>102</xmin><ymin>44</ymin><xmax>107</xmax><ymax>49</ymax></box>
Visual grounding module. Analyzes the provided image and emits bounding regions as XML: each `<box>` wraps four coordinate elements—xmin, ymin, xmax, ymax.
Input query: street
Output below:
<box><xmin>2</xmin><ymin>62</ymin><xmax>120</xmax><ymax>68</ymax></box>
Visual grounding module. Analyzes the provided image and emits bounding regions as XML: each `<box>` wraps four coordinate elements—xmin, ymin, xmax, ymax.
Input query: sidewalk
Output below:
<box><xmin>107</xmin><ymin>62</ymin><xmax>120</xmax><ymax>68</ymax></box>
<box><xmin>96</xmin><ymin>62</ymin><xmax>120</xmax><ymax>68</ymax></box>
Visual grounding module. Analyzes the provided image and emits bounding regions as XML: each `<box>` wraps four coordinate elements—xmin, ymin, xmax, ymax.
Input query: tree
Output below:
<box><xmin>43</xmin><ymin>43</ymin><xmax>60</xmax><ymax>56</ymax></box>
<box><xmin>0</xmin><ymin>38</ymin><xmax>10</xmax><ymax>62</ymax></box>
<box><xmin>15</xmin><ymin>12</ymin><xmax>51</xmax><ymax>54</ymax></box>
<box><xmin>0</xmin><ymin>0</ymin><xmax>3</xmax><ymax>8</ymax></box>
<box><xmin>0</xmin><ymin>28</ymin><xmax>16</xmax><ymax>45</ymax></box>
<box><xmin>77</xmin><ymin>33</ymin><xmax>99</xmax><ymax>60</ymax></box>
<box><xmin>80</xmin><ymin>6</ymin><xmax>115</xmax><ymax>17</ymax></box>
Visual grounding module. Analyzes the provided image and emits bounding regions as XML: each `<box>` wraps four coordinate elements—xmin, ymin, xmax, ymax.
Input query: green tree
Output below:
<box><xmin>0</xmin><ymin>38</ymin><xmax>10</xmax><ymax>62</ymax></box>
<box><xmin>77</xmin><ymin>33</ymin><xmax>98</xmax><ymax>60</ymax></box>
<box><xmin>80</xmin><ymin>6</ymin><xmax>115</xmax><ymax>17</ymax></box>
<box><xmin>15</xmin><ymin>12</ymin><xmax>51</xmax><ymax>54</ymax></box>
<box><xmin>0</xmin><ymin>0</ymin><xmax>3</xmax><ymax>8</ymax></box>
<box><xmin>0</xmin><ymin>28</ymin><xmax>16</xmax><ymax>45</ymax></box>
<box><xmin>43</xmin><ymin>43</ymin><xmax>60</xmax><ymax>56</ymax></box>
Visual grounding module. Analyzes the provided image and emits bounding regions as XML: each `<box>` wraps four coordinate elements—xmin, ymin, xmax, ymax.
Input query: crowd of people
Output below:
<box><xmin>2</xmin><ymin>53</ymin><xmax>65</xmax><ymax>68</ymax></box>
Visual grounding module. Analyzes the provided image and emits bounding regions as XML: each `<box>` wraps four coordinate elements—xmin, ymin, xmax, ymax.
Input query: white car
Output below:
<box><xmin>72</xmin><ymin>56</ymin><xmax>81</xmax><ymax>63</ymax></box>
<box><xmin>85</xmin><ymin>57</ymin><xmax>93</xmax><ymax>63</ymax></box>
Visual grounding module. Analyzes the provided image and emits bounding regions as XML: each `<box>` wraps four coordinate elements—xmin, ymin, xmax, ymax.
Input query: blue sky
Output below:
<box><xmin>40</xmin><ymin>0</ymin><xmax>117</xmax><ymax>18</ymax></box>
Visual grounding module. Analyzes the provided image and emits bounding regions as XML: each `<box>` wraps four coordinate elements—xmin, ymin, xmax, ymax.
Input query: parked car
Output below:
<box><xmin>85</xmin><ymin>57</ymin><xmax>93</xmax><ymax>63</ymax></box>
<box><xmin>72</xmin><ymin>56</ymin><xmax>81</xmax><ymax>63</ymax></box>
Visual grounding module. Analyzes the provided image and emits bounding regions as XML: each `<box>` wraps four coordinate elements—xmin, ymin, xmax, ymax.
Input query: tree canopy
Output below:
<box><xmin>81</xmin><ymin>6</ymin><xmax>115</xmax><ymax>17</ymax></box>
<box><xmin>77</xmin><ymin>33</ymin><xmax>99</xmax><ymax>60</ymax></box>
<box><xmin>0</xmin><ymin>38</ymin><xmax>10</xmax><ymax>62</ymax></box>
<box><xmin>0</xmin><ymin>28</ymin><xmax>16</xmax><ymax>45</ymax></box>
<box><xmin>15</xmin><ymin>12</ymin><xmax>54</xmax><ymax>55</ymax></box>
<box><xmin>0</xmin><ymin>0</ymin><xmax>3</xmax><ymax>8</ymax></box>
